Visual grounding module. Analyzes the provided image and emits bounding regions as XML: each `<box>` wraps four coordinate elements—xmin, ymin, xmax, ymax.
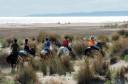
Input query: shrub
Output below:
<box><xmin>111</xmin><ymin>33</ymin><xmax>120</xmax><ymax>41</ymax></box>
<box><xmin>122</xmin><ymin>55</ymin><xmax>128</xmax><ymax>61</ymax></box>
<box><xmin>0</xmin><ymin>38</ymin><xmax>5</xmax><ymax>48</ymax></box>
<box><xmin>111</xmin><ymin>41</ymin><xmax>122</xmax><ymax>54</ymax></box>
<box><xmin>37</xmin><ymin>32</ymin><xmax>47</xmax><ymax>43</ymax></box>
<box><xmin>110</xmin><ymin>56</ymin><xmax>120</xmax><ymax>64</ymax></box>
<box><xmin>1</xmin><ymin>38</ymin><xmax>12</xmax><ymax>48</ymax></box>
<box><xmin>105</xmin><ymin>80</ymin><xmax>112</xmax><ymax>84</ymax></box>
<box><xmin>72</xmin><ymin>41</ymin><xmax>85</xmax><ymax>55</ymax></box>
<box><xmin>30</xmin><ymin>58</ymin><xmax>47</xmax><ymax>75</ymax></box>
<box><xmin>40</xmin><ymin>60</ymin><xmax>47</xmax><ymax>75</ymax></box>
<box><xmin>76</xmin><ymin>59</ymin><xmax>95</xmax><ymax>84</ymax></box>
<box><xmin>49</xmin><ymin>56</ymin><xmax>73</xmax><ymax>75</ymax></box>
<box><xmin>93</xmin><ymin>55</ymin><xmax>107</xmax><ymax>75</ymax></box>
<box><xmin>118</xmin><ymin>30</ymin><xmax>128</xmax><ymax>37</ymax></box>
<box><xmin>31</xmin><ymin>56</ymin><xmax>73</xmax><ymax>75</ymax></box>
<box><xmin>30</xmin><ymin>59</ymin><xmax>42</xmax><ymax>71</ymax></box>
<box><xmin>97</xmin><ymin>35</ymin><xmax>109</xmax><ymax>42</ymax></box>
<box><xmin>60</xmin><ymin>56</ymin><xmax>73</xmax><ymax>72</ymax></box>
<box><xmin>0</xmin><ymin>53</ymin><xmax>9</xmax><ymax>68</ymax></box>
<box><xmin>42</xmin><ymin>56</ymin><xmax>73</xmax><ymax>75</ymax></box>
<box><xmin>6</xmin><ymin>38</ymin><xmax>13</xmax><ymax>46</ymax></box>
<box><xmin>64</xmin><ymin>34</ymin><xmax>74</xmax><ymax>41</ymax></box>
<box><xmin>0</xmin><ymin>76</ymin><xmax>15</xmax><ymax>84</ymax></box>
<box><xmin>76</xmin><ymin>55</ymin><xmax>108</xmax><ymax>84</ymax></box>
<box><xmin>16</xmin><ymin>66</ymin><xmax>37</xmax><ymax>84</ymax></box>
<box><xmin>48</xmin><ymin>33</ymin><xmax>60</xmax><ymax>42</ymax></box>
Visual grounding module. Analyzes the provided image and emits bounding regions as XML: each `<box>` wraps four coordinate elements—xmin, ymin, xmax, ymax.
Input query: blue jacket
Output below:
<box><xmin>44</xmin><ymin>40</ymin><xmax>51</xmax><ymax>50</ymax></box>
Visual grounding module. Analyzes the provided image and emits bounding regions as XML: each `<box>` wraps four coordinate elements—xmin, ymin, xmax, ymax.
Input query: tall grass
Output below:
<box><xmin>37</xmin><ymin>32</ymin><xmax>47</xmax><ymax>43</ymax></box>
<box><xmin>76</xmin><ymin>54</ymin><xmax>108</xmax><ymax>84</ymax></box>
<box><xmin>110</xmin><ymin>38</ymin><xmax>128</xmax><ymax>56</ymax></box>
<box><xmin>117</xmin><ymin>30</ymin><xmax>128</xmax><ymax>37</ymax></box>
<box><xmin>72</xmin><ymin>40</ymin><xmax>86</xmax><ymax>55</ymax></box>
<box><xmin>111</xmin><ymin>33</ymin><xmax>120</xmax><ymax>41</ymax></box>
<box><xmin>30</xmin><ymin>56</ymin><xmax>73</xmax><ymax>75</ymax></box>
<box><xmin>0</xmin><ymin>76</ymin><xmax>15</xmax><ymax>84</ymax></box>
<box><xmin>48</xmin><ymin>56</ymin><xmax>73</xmax><ymax>75</ymax></box>
<box><xmin>97</xmin><ymin>35</ymin><xmax>109</xmax><ymax>42</ymax></box>
<box><xmin>16</xmin><ymin>66</ymin><xmax>37</xmax><ymax>84</ymax></box>
<box><xmin>76</xmin><ymin>58</ymin><xmax>95</xmax><ymax>84</ymax></box>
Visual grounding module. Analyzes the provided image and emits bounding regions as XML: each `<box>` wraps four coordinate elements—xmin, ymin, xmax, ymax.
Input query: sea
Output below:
<box><xmin>0</xmin><ymin>16</ymin><xmax>128</xmax><ymax>24</ymax></box>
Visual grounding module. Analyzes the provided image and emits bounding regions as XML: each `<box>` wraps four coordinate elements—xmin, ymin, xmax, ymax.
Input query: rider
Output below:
<box><xmin>29</xmin><ymin>38</ymin><xmax>36</xmax><ymax>56</ymax></box>
<box><xmin>88</xmin><ymin>32</ymin><xmax>99</xmax><ymax>50</ymax></box>
<box><xmin>82</xmin><ymin>37</ymin><xmax>87</xmax><ymax>47</ymax></box>
<box><xmin>43</xmin><ymin>37</ymin><xmax>52</xmax><ymax>54</ymax></box>
<box><xmin>63</xmin><ymin>36</ymin><xmax>74</xmax><ymax>53</ymax></box>
<box><xmin>63</xmin><ymin>36</ymin><xmax>69</xmax><ymax>48</ymax></box>
<box><xmin>24</xmin><ymin>39</ymin><xmax>30</xmax><ymax>53</ymax></box>
<box><xmin>11</xmin><ymin>38</ymin><xmax>20</xmax><ymax>57</ymax></box>
<box><xmin>89</xmin><ymin>37</ymin><xmax>96</xmax><ymax>47</ymax></box>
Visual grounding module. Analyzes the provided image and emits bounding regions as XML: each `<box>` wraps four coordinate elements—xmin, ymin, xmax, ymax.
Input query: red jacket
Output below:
<box><xmin>63</xmin><ymin>40</ymin><xmax>69</xmax><ymax>47</ymax></box>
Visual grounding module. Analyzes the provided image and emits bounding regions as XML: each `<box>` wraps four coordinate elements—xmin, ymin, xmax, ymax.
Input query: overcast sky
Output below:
<box><xmin>0</xmin><ymin>0</ymin><xmax>128</xmax><ymax>16</ymax></box>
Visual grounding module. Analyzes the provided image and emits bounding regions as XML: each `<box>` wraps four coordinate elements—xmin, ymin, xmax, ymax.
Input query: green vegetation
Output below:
<box><xmin>16</xmin><ymin>66</ymin><xmax>37</xmax><ymax>84</ymax></box>
<box><xmin>0</xmin><ymin>30</ymin><xmax>128</xmax><ymax>84</ymax></box>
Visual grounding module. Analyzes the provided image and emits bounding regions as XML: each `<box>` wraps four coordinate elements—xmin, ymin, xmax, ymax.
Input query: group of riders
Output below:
<box><xmin>9</xmin><ymin>32</ymin><xmax>100</xmax><ymax>62</ymax></box>
<box><xmin>6</xmin><ymin>32</ymin><xmax>105</xmax><ymax>72</ymax></box>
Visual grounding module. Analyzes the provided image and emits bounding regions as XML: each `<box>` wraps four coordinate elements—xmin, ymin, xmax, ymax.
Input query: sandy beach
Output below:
<box><xmin>0</xmin><ymin>23</ymin><xmax>127</xmax><ymax>38</ymax></box>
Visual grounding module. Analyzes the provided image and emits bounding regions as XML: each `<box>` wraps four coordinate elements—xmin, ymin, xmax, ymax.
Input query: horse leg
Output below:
<box><xmin>84</xmin><ymin>49</ymin><xmax>88</xmax><ymax>56</ymax></box>
<box><xmin>100</xmin><ymin>50</ymin><xmax>105</xmax><ymax>56</ymax></box>
<box><xmin>10</xmin><ymin>64</ymin><xmax>13</xmax><ymax>72</ymax></box>
<box><xmin>11</xmin><ymin>63</ymin><xmax>16</xmax><ymax>73</ymax></box>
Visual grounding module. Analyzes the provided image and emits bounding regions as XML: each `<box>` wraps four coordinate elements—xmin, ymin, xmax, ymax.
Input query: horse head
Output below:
<box><xmin>96</xmin><ymin>41</ymin><xmax>106</xmax><ymax>49</ymax></box>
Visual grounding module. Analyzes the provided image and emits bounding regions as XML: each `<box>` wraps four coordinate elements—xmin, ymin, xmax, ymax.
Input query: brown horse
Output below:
<box><xmin>6</xmin><ymin>52</ymin><xmax>33</xmax><ymax>72</ymax></box>
<box><xmin>84</xmin><ymin>42</ymin><xmax>106</xmax><ymax>57</ymax></box>
<box><xmin>40</xmin><ymin>49</ymin><xmax>54</xmax><ymax>60</ymax></box>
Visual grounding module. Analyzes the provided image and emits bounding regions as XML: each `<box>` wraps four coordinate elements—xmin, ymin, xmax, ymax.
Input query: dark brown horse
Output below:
<box><xmin>6</xmin><ymin>51</ymin><xmax>33</xmax><ymax>72</ymax></box>
<box><xmin>84</xmin><ymin>42</ymin><xmax>106</xmax><ymax>57</ymax></box>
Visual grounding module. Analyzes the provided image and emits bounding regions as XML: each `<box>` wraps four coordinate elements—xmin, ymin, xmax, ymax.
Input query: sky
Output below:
<box><xmin>0</xmin><ymin>0</ymin><xmax>128</xmax><ymax>16</ymax></box>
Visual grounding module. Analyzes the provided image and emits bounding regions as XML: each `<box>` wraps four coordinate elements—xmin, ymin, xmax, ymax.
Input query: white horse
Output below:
<box><xmin>57</xmin><ymin>46</ymin><xmax>70</xmax><ymax>56</ymax></box>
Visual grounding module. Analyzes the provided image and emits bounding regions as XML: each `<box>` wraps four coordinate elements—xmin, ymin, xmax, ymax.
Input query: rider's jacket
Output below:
<box><xmin>24</xmin><ymin>43</ymin><xmax>30</xmax><ymax>52</ymax></box>
<box><xmin>11</xmin><ymin>43</ymin><xmax>19</xmax><ymax>53</ymax></box>
<box><xmin>88</xmin><ymin>39</ymin><xmax>96</xmax><ymax>47</ymax></box>
<box><xmin>11</xmin><ymin>43</ymin><xmax>19</xmax><ymax>57</ymax></box>
<box><xmin>63</xmin><ymin>40</ymin><xmax>69</xmax><ymax>47</ymax></box>
<box><xmin>44</xmin><ymin>40</ymin><xmax>51</xmax><ymax>50</ymax></box>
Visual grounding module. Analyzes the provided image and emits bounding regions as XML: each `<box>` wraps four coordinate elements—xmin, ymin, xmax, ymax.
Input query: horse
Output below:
<box><xmin>6</xmin><ymin>49</ymin><xmax>34</xmax><ymax>72</ymax></box>
<box><xmin>57</xmin><ymin>46</ymin><xmax>76</xmax><ymax>59</ymax></box>
<box><xmin>57</xmin><ymin>46</ymin><xmax>70</xmax><ymax>56</ymax></box>
<box><xmin>6</xmin><ymin>52</ymin><xmax>18</xmax><ymax>72</ymax></box>
<box><xmin>84</xmin><ymin>42</ymin><xmax>106</xmax><ymax>57</ymax></box>
<box><xmin>40</xmin><ymin>45</ymin><xmax>56</xmax><ymax>60</ymax></box>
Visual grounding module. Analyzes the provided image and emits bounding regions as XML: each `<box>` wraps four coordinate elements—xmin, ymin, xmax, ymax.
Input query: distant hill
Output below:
<box><xmin>29</xmin><ymin>11</ymin><xmax>128</xmax><ymax>16</ymax></box>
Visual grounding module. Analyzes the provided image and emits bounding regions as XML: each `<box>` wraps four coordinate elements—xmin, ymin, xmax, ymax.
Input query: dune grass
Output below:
<box><xmin>0</xmin><ymin>30</ymin><xmax>128</xmax><ymax>84</ymax></box>
<box><xmin>16</xmin><ymin>66</ymin><xmax>37</xmax><ymax>84</ymax></box>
